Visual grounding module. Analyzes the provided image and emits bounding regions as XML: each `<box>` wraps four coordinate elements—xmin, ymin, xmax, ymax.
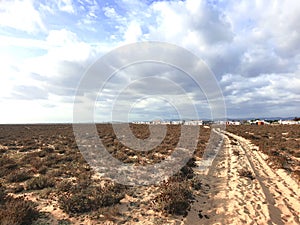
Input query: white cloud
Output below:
<box><xmin>124</xmin><ymin>21</ymin><xmax>142</xmax><ymax>43</ymax></box>
<box><xmin>57</xmin><ymin>0</ymin><xmax>75</xmax><ymax>14</ymax></box>
<box><xmin>220</xmin><ymin>72</ymin><xmax>300</xmax><ymax>117</ymax></box>
<box><xmin>221</xmin><ymin>0</ymin><xmax>300</xmax><ymax>76</ymax></box>
<box><xmin>46</xmin><ymin>29</ymin><xmax>79</xmax><ymax>46</ymax></box>
<box><xmin>0</xmin><ymin>99</ymin><xmax>73</xmax><ymax>123</ymax></box>
<box><xmin>103</xmin><ymin>6</ymin><xmax>118</xmax><ymax>19</ymax></box>
<box><xmin>0</xmin><ymin>0</ymin><xmax>46</xmax><ymax>33</ymax></box>
<box><xmin>20</xmin><ymin>29</ymin><xmax>95</xmax><ymax>85</ymax></box>
<box><xmin>78</xmin><ymin>0</ymin><xmax>100</xmax><ymax>25</ymax></box>
<box><xmin>1</xmin><ymin>0</ymin><xmax>300</xmax><ymax>122</ymax></box>
<box><xmin>148</xmin><ymin>0</ymin><xmax>233</xmax><ymax>46</ymax></box>
<box><xmin>0</xmin><ymin>28</ymin><xmax>112</xmax><ymax>107</ymax></box>
<box><xmin>102</xmin><ymin>5</ymin><xmax>127</xmax><ymax>33</ymax></box>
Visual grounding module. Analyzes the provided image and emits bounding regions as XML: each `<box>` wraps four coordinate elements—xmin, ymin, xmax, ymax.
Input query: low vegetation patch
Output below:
<box><xmin>238</xmin><ymin>169</ymin><xmax>255</xmax><ymax>180</ymax></box>
<box><xmin>191</xmin><ymin>175</ymin><xmax>202</xmax><ymax>190</ymax></box>
<box><xmin>0</xmin><ymin>186</ymin><xmax>39</xmax><ymax>225</ymax></box>
<box><xmin>26</xmin><ymin>175</ymin><xmax>55</xmax><ymax>190</ymax></box>
<box><xmin>0</xmin><ymin>156</ymin><xmax>18</xmax><ymax>178</ymax></box>
<box><xmin>153</xmin><ymin>177</ymin><xmax>193</xmax><ymax>216</ymax></box>
<box><xmin>58</xmin><ymin>181</ymin><xmax>126</xmax><ymax>214</ymax></box>
<box><xmin>6</xmin><ymin>170</ymin><xmax>33</xmax><ymax>183</ymax></box>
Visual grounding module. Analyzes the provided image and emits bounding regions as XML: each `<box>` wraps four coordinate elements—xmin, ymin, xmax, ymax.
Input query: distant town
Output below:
<box><xmin>132</xmin><ymin>117</ymin><xmax>300</xmax><ymax>125</ymax></box>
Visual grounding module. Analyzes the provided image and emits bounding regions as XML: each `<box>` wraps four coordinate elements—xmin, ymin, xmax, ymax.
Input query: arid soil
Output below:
<box><xmin>227</xmin><ymin>125</ymin><xmax>300</xmax><ymax>181</ymax></box>
<box><xmin>0</xmin><ymin>124</ymin><xmax>299</xmax><ymax>224</ymax></box>
<box><xmin>185</xmin><ymin>128</ymin><xmax>300</xmax><ymax>225</ymax></box>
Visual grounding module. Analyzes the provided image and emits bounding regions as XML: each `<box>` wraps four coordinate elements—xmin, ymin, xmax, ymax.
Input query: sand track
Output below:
<box><xmin>185</xmin><ymin>130</ymin><xmax>300</xmax><ymax>225</ymax></box>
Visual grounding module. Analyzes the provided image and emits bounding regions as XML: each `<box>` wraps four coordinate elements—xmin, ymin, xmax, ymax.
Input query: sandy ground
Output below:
<box><xmin>14</xmin><ymin>130</ymin><xmax>299</xmax><ymax>224</ymax></box>
<box><xmin>185</xmin><ymin>130</ymin><xmax>300</xmax><ymax>225</ymax></box>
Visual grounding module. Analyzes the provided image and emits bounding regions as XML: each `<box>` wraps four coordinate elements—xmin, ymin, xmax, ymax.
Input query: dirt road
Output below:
<box><xmin>185</xmin><ymin>130</ymin><xmax>300</xmax><ymax>225</ymax></box>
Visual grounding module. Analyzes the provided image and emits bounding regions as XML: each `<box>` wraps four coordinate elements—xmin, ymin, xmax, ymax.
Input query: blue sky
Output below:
<box><xmin>0</xmin><ymin>0</ymin><xmax>299</xmax><ymax>123</ymax></box>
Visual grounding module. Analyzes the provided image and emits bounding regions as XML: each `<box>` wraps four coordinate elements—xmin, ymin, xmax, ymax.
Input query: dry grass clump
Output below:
<box><xmin>0</xmin><ymin>156</ymin><xmax>18</xmax><ymax>178</ymax></box>
<box><xmin>238</xmin><ymin>169</ymin><xmax>255</xmax><ymax>180</ymax></box>
<box><xmin>153</xmin><ymin>177</ymin><xmax>193</xmax><ymax>216</ymax></box>
<box><xmin>0</xmin><ymin>186</ymin><xmax>39</xmax><ymax>225</ymax></box>
<box><xmin>191</xmin><ymin>175</ymin><xmax>202</xmax><ymax>190</ymax></box>
<box><xmin>152</xmin><ymin>158</ymin><xmax>197</xmax><ymax>216</ymax></box>
<box><xmin>233</xmin><ymin>149</ymin><xmax>240</xmax><ymax>156</ymax></box>
<box><xmin>58</xmin><ymin>179</ymin><xmax>126</xmax><ymax>215</ymax></box>
<box><xmin>0</xmin><ymin>186</ymin><xmax>5</xmax><ymax>204</ymax></box>
<box><xmin>6</xmin><ymin>170</ymin><xmax>33</xmax><ymax>183</ymax></box>
<box><xmin>26</xmin><ymin>175</ymin><xmax>55</xmax><ymax>190</ymax></box>
<box><xmin>59</xmin><ymin>193</ymin><xmax>93</xmax><ymax>214</ymax></box>
<box><xmin>173</xmin><ymin>165</ymin><xmax>195</xmax><ymax>180</ymax></box>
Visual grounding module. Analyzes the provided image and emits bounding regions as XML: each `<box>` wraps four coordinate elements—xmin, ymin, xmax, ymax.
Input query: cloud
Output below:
<box><xmin>46</xmin><ymin>29</ymin><xmax>79</xmax><ymax>46</ymax></box>
<box><xmin>218</xmin><ymin>0</ymin><xmax>300</xmax><ymax>78</ymax></box>
<box><xmin>57</xmin><ymin>0</ymin><xmax>75</xmax><ymax>14</ymax></box>
<box><xmin>108</xmin><ymin>0</ymin><xmax>299</xmax><ymax>82</ymax></box>
<box><xmin>21</xmin><ymin>30</ymin><xmax>98</xmax><ymax>97</ymax></box>
<box><xmin>148</xmin><ymin>0</ymin><xmax>233</xmax><ymax>45</ymax></box>
<box><xmin>77</xmin><ymin>0</ymin><xmax>100</xmax><ymax>25</ymax></box>
<box><xmin>0</xmin><ymin>35</ymin><xmax>48</xmax><ymax>49</ymax></box>
<box><xmin>220</xmin><ymin>72</ymin><xmax>300</xmax><ymax>117</ymax></box>
<box><xmin>124</xmin><ymin>21</ymin><xmax>143</xmax><ymax>43</ymax></box>
<box><xmin>1</xmin><ymin>0</ymin><xmax>300</xmax><ymax>122</ymax></box>
<box><xmin>12</xmin><ymin>85</ymin><xmax>48</xmax><ymax>100</ymax></box>
<box><xmin>0</xmin><ymin>0</ymin><xmax>46</xmax><ymax>33</ymax></box>
<box><xmin>103</xmin><ymin>6</ymin><xmax>119</xmax><ymax>19</ymax></box>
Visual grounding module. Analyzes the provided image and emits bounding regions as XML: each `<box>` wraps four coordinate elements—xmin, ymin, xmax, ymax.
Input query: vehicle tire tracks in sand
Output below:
<box><xmin>184</xmin><ymin>129</ymin><xmax>300</xmax><ymax>225</ymax></box>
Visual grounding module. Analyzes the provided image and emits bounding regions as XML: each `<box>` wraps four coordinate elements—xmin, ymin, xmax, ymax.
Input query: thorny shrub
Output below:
<box><xmin>153</xmin><ymin>177</ymin><xmax>193</xmax><ymax>216</ymax></box>
<box><xmin>58</xmin><ymin>180</ymin><xmax>126</xmax><ymax>214</ymax></box>
<box><xmin>0</xmin><ymin>186</ymin><xmax>39</xmax><ymax>225</ymax></box>
<box><xmin>6</xmin><ymin>170</ymin><xmax>33</xmax><ymax>183</ymax></box>
<box><xmin>26</xmin><ymin>175</ymin><xmax>55</xmax><ymax>190</ymax></box>
<box><xmin>238</xmin><ymin>169</ymin><xmax>255</xmax><ymax>180</ymax></box>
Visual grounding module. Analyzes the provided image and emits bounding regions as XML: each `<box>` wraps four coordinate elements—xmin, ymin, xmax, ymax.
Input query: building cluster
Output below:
<box><xmin>278</xmin><ymin>120</ymin><xmax>300</xmax><ymax>125</ymax></box>
<box><xmin>133</xmin><ymin>120</ymin><xmax>203</xmax><ymax>125</ymax></box>
<box><xmin>224</xmin><ymin>119</ymin><xmax>300</xmax><ymax>125</ymax></box>
<box><xmin>132</xmin><ymin>119</ymin><xmax>300</xmax><ymax>126</ymax></box>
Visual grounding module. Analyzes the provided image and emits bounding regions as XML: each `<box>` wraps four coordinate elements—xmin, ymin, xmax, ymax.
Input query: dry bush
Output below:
<box><xmin>26</xmin><ymin>175</ymin><xmax>55</xmax><ymax>190</ymax></box>
<box><xmin>0</xmin><ymin>187</ymin><xmax>39</xmax><ymax>225</ymax></box>
<box><xmin>59</xmin><ymin>193</ymin><xmax>93</xmax><ymax>214</ymax></box>
<box><xmin>238</xmin><ymin>169</ymin><xmax>255</xmax><ymax>180</ymax></box>
<box><xmin>57</xmin><ymin>219</ymin><xmax>72</xmax><ymax>225</ymax></box>
<box><xmin>154</xmin><ymin>178</ymin><xmax>193</xmax><ymax>216</ymax></box>
<box><xmin>56</xmin><ymin>180</ymin><xmax>73</xmax><ymax>192</ymax></box>
<box><xmin>42</xmin><ymin>146</ymin><xmax>55</xmax><ymax>153</ymax></box>
<box><xmin>48</xmin><ymin>169</ymin><xmax>64</xmax><ymax>177</ymax></box>
<box><xmin>172</xmin><ymin>164</ymin><xmax>195</xmax><ymax>181</ymax></box>
<box><xmin>37</xmin><ymin>166</ymin><xmax>48</xmax><ymax>174</ymax></box>
<box><xmin>186</xmin><ymin>157</ymin><xmax>197</xmax><ymax>167</ymax></box>
<box><xmin>12</xmin><ymin>184</ymin><xmax>24</xmax><ymax>193</ymax></box>
<box><xmin>58</xmin><ymin>181</ymin><xmax>126</xmax><ymax>215</ymax></box>
<box><xmin>0</xmin><ymin>186</ymin><xmax>5</xmax><ymax>204</ymax></box>
<box><xmin>43</xmin><ymin>154</ymin><xmax>62</xmax><ymax>167</ymax></box>
<box><xmin>233</xmin><ymin>149</ymin><xmax>240</xmax><ymax>156</ymax></box>
<box><xmin>6</xmin><ymin>170</ymin><xmax>33</xmax><ymax>183</ymax></box>
<box><xmin>191</xmin><ymin>175</ymin><xmax>202</xmax><ymax>190</ymax></box>
<box><xmin>93</xmin><ymin>184</ymin><xmax>126</xmax><ymax>208</ymax></box>
<box><xmin>0</xmin><ymin>156</ymin><xmax>18</xmax><ymax>177</ymax></box>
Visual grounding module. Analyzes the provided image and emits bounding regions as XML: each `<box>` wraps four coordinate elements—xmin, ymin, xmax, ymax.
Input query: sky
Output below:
<box><xmin>0</xmin><ymin>0</ymin><xmax>299</xmax><ymax>123</ymax></box>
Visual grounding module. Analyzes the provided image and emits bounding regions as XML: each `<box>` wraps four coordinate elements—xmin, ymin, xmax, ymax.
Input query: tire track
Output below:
<box><xmin>225</xmin><ymin>131</ymin><xmax>300</xmax><ymax>225</ymax></box>
<box><xmin>185</xmin><ymin>130</ymin><xmax>300</xmax><ymax>225</ymax></box>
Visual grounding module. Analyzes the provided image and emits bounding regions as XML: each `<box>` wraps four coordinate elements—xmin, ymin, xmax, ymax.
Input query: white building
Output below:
<box><xmin>184</xmin><ymin>120</ymin><xmax>203</xmax><ymax>125</ymax></box>
<box><xmin>279</xmin><ymin>120</ymin><xmax>299</xmax><ymax>125</ymax></box>
<box><xmin>226</xmin><ymin>121</ymin><xmax>241</xmax><ymax>125</ymax></box>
